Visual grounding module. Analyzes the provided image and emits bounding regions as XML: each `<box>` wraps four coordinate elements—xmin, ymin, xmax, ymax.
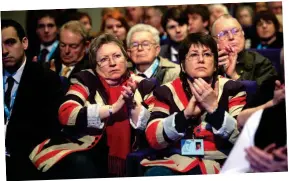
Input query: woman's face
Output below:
<box><xmin>183</xmin><ymin>44</ymin><xmax>215</xmax><ymax>80</ymax></box>
<box><xmin>104</xmin><ymin>18</ymin><xmax>127</xmax><ymax>41</ymax></box>
<box><xmin>256</xmin><ymin>19</ymin><xmax>276</xmax><ymax>39</ymax></box>
<box><xmin>96</xmin><ymin>42</ymin><xmax>127</xmax><ymax>81</ymax></box>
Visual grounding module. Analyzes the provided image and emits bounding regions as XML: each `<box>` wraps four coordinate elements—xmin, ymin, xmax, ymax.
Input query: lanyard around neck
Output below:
<box><xmin>38</xmin><ymin>40</ymin><xmax>59</xmax><ymax>62</ymax></box>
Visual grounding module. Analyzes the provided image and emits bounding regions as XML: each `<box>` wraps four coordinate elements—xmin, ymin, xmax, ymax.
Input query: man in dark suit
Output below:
<box><xmin>2</xmin><ymin>19</ymin><xmax>64</xmax><ymax>181</ymax></box>
<box><xmin>159</xmin><ymin>7</ymin><xmax>188</xmax><ymax>64</ymax></box>
<box><xmin>28</xmin><ymin>10</ymin><xmax>60</xmax><ymax>65</ymax></box>
<box><xmin>47</xmin><ymin>20</ymin><xmax>90</xmax><ymax>93</ymax></box>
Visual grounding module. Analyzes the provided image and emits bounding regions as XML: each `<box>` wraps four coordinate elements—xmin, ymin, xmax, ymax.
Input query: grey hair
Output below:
<box><xmin>211</xmin><ymin>14</ymin><xmax>239</xmax><ymax>36</ymax></box>
<box><xmin>208</xmin><ymin>4</ymin><xmax>229</xmax><ymax>14</ymax></box>
<box><xmin>126</xmin><ymin>23</ymin><xmax>160</xmax><ymax>48</ymax></box>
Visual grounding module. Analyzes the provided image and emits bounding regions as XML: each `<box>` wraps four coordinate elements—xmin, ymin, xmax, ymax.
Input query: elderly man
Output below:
<box><xmin>126</xmin><ymin>24</ymin><xmax>180</xmax><ymax>85</ymax></box>
<box><xmin>211</xmin><ymin>14</ymin><xmax>277</xmax><ymax>87</ymax></box>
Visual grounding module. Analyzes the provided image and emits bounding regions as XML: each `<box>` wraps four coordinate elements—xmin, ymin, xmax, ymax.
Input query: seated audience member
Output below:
<box><xmin>29</xmin><ymin>33</ymin><xmax>155</xmax><ymax>179</ymax></box>
<box><xmin>34</xmin><ymin>10</ymin><xmax>60</xmax><ymax>64</ymax></box>
<box><xmin>267</xmin><ymin>1</ymin><xmax>282</xmax><ymax>15</ymax></box>
<box><xmin>142</xmin><ymin>33</ymin><xmax>247</xmax><ymax>176</ymax></box>
<box><xmin>126</xmin><ymin>24</ymin><xmax>180</xmax><ymax>84</ymax></box>
<box><xmin>211</xmin><ymin>14</ymin><xmax>277</xmax><ymax>86</ymax></box>
<box><xmin>100</xmin><ymin>9</ymin><xmax>130</xmax><ymax>48</ymax></box>
<box><xmin>143</xmin><ymin>6</ymin><xmax>169</xmax><ymax>45</ymax></box>
<box><xmin>2</xmin><ymin>19</ymin><xmax>63</xmax><ymax>181</ymax></box>
<box><xmin>235</xmin><ymin>5</ymin><xmax>255</xmax><ymax>48</ymax></box>
<box><xmin>208</xmin><ymin>4</ymin><xmax>229</xmax><ymax>27</ymax></box>
<box><xmin>237</xmin><ymin>48</ymin><xmax>285</xmax><ymax>128</ymax></box>
<box><xmin>255</xmin><ymin>2</ymin><xmax>268</xmax><ymax>13</ymax></box>
<box><xmin>159</xmin><ymin>7</ymin><xmax>188</xmax><ymax>64</ymax></box>
<box><xmin>125</xmin><ymin>6</ymin><xmax>144</xmax><ymax>27</ymax></box>
<box><xmin>47</xmin><ymin>20</ymin><xmax>90</xmax><ymax>92</ymax></box>
<box><xmin>251</xmin><ymin>10</ymin><xmax>283</xmax><ymax>49</ymax></box>
<box><xmin>185</xmin><ymin>5</ymin><xmax>210</xmax><ymax>34</ymax></box>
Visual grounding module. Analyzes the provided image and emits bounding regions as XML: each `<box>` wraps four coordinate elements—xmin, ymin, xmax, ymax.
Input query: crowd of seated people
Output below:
<box><xmin>2</xmin><ymin>1</ymin><xmax>286</xmax><ymax>180</ymax></box>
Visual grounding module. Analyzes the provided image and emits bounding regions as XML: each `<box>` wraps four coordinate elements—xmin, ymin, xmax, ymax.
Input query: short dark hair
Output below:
<box><xmin>254</xmin><ymin>10</ymin><xmax>280</xmax><ymax>32</ymax></box>
<box><xmin>1</xmin><ymin>19</ymin><xmax>26</xmax><ymax>40</ymax></box>
<box><xmin>36</xmin><ymin>10</ymin><xmax>59</xmax><ymax>27</ymax></box>
<box><xmin>185</xmin><ymin>5</ymin><xmax>210</xmax><ymax>25</ymax></box>
<box><xmin>179</xmin><ymin>33</ymin><xmax>219</xmax><ymax>81</ymax></box>
<box><xmin>161</xmin><ymin>7</ymin><xmax>188</xmax><ymax>31</ymax></box>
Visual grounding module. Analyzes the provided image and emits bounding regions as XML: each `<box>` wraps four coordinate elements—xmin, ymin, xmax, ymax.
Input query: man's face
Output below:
<box><xmin>213</xmin><ymin>18</ymin><xmax>245</xmax><ymax>53</ymax></box>
<box><xmin>188</xmin><ymin>13</ymin><xmax>208</xmax><ymax>33</ymax></box>
<box><xmin>210</xmin><ymin>7</ymin><xmax>226</xmax><ymax>25</ymax></box>
<box><xmin>166</xmin><ymin>19</ymin><xmax>188</xmax><ymax>43</ymax></box>
<box><xmin>128</xmin><ymin>31</ymin><xmax>160</xmax><ymax>66</ymax></box>
<box><xmin>59</xmin><ymin>29</ymin><xmax>87</xmax><ymax>66</ymax></box>
<box><xmin>144</xmin><ymin>8</ymin><xmax>162</xmax><ymax>29</ymax></box>
<box><xmin>2</xmin><ymin>26</ymin><xmax>28</xmax><ymax>69</ymax></box>
<box><xmin>36</xmin><ymin>16</ymin><xmax>58</xmax><ymax>44</ymax></box>
<box><xmin>269</xmin><ymin>2</ymin><xmax>282</xmax><ymax>15</ymax></box>
<box><xmin>126</xmin><ymin>7</ymin><xmax>144</xmax><ymax>23</ymax></box>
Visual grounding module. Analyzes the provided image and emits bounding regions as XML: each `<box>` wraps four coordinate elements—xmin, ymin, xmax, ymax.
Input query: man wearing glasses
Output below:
<box><xmin>126</xmin><ymin>24</ymin><xmax>180</xmax><ymax>85</ymax></box>
<box><xmin>211</xmin><ymin>14</ymin><xmax>277</xmax><ymax>87</ymax></box>
<box><xmin>47</xmin><ymin>20</ymin><xmax>90</xmax><ymax>92</ymax></box>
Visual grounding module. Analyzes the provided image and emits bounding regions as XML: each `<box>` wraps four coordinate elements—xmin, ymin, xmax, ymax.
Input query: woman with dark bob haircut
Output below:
<box><xmin>142</xmin><ymin>33</ymin><xmax>247</xmax><ymax>175</ymax></box>
<box><xmin>251</xmin><ymin>10</ymin><xmax>283</xmax><ymax>49</ymax></box>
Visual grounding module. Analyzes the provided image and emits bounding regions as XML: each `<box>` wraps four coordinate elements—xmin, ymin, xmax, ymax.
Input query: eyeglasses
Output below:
<box><xmin>186</xmin><ymin>52</ymin><xmax>214</xmax><ymax>62</ymax></box>
<box><xmin>97</xmin><ymin>53</ymin><xmax>125</xmax><ymax>67</ymax></box>
<box><xmin>129</xmin><ymin>41</ymin><xmax>156</xmax><ymax>51</ymax></box>
<box><xmin>216</xmin><ymin>27</ymin><xmax>242</xmax><ymax>41</ymax></box>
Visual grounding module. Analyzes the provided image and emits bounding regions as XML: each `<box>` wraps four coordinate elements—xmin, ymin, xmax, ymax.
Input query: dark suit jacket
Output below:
<box><xmin>5</xmin><ymin>60</ymin><xmax>64</xmax><ymax>179</ymax></box>
<box><xmin>159</xmin><ymin>44</ymin><xmax>172</xmax><ymax>62</ymax></box>
<box><xmin>44</xmin><ymin>54</ymin><xmax>90</xmax><ymax>93</ymax></box>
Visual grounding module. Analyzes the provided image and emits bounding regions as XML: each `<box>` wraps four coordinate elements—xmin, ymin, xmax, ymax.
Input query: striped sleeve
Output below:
<box><xmin>145</xmin><ymin>85</ymin><xmax>187</xmax><ymax>150</ymax></box>
<box><xmin>206</xmin><ymin>80</ymin><xmax>246</xmax><ymax>143</ymax></box>
<box><xmin>58</xmin><ymin>76</ymin><xmax>103</xmax><ymax>129</ymax></box>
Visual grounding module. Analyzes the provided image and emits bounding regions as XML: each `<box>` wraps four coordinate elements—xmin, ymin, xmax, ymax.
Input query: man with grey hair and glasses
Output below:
<box><xmin>126</xmin><ymin>24</ymin><xmax>180</xmax><ymax>85</ymax></box>
<box><xmin>211</xmin><ymin>14</ymin><xmax>277</xmax><ymax>87</ymax></box>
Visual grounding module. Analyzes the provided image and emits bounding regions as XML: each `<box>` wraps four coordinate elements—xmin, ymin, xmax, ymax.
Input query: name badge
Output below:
<box><xmin>181</xmin><ymin>139</ymin><xmax>204</xmax><ymax>156</ymax></box>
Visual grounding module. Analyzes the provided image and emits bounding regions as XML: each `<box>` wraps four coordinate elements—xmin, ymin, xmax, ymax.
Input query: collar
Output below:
<box><xmin>40</xmin><ymin>40</ymin><xmax>58</xmax><ymax>52</ymax></box>
<box><xmin>135</xmin><ymin>58</ymin><xmax>159</xmax><ymax>78</ymax></box>
<box><xmin>171</xmin><ymin>46</ymin><xmax>178</xmax><ymax>55</ymax></box>
<box><xmin>4</xmin><ymin>57</ymin><xmax>26</xmax><ymax>84</ymax></box>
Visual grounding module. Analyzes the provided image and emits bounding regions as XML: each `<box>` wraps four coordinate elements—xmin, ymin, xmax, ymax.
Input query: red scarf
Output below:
<box><xmin>99</xmin><ymin>75</ymin><xmax>131</xmax><ymax>176</ymax></box>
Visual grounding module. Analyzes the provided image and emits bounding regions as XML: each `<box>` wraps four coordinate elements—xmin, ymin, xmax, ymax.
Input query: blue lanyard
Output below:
<box><xmin>150</xmin><ymin>59</ymin><xmax>160</xmax><ymax>76</ymax></box>
<box><xmin>38</xmin><ymin>40</ymin><xmax>59</xmax><ymax>62</ymax></box>
<box><xmin>257</xmin><ymin>43</ymin><xmax>267</xmax><ymax>50</ymax></box>
<box><xmin>3</xmin><ymin>80</ymin><xmax>18</xmax><ymax>122</ymax></box>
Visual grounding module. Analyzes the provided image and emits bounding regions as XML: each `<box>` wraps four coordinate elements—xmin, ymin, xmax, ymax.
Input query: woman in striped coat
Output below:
<box><xmin>29</xmin><ymin>33</ymin><xmax>155</xmax><ymax>179</ymax></box>
<box><xmin>142</xmin><ymin>33</ymin><xmax>247</xmax><ymax>175</ymax></box>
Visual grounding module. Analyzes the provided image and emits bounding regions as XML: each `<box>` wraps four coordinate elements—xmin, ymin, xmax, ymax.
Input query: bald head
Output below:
<box><xmin>211</xmin><ymin>14</ymin><xmax>241</xmax><ymax>36</ymax></box>
<box><xmin>211</xmin><ymin>14</ymin><xmax>245</xmax><ymax>53</ymax></box>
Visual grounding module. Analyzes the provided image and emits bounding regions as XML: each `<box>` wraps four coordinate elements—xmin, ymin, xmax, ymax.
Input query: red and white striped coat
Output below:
<box><xmin>142</xmin><ymin>76</ymin><xmax>247</xmax><ymax>174</ymax></box>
